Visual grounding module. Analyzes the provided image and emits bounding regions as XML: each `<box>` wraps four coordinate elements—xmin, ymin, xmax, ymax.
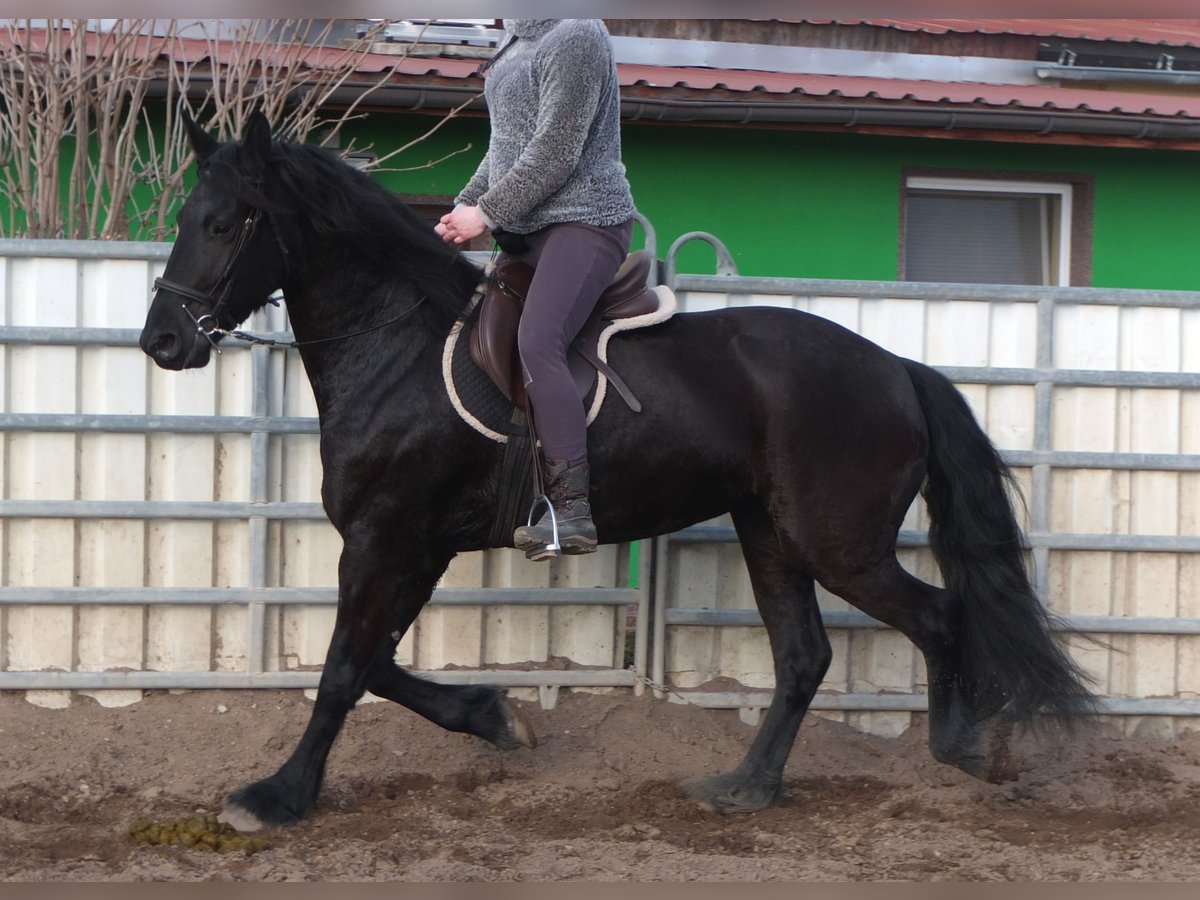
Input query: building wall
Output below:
<box><xmin>358</xmin><ymin>113</ymin><xmax>1200</xmax><ymax>290</ymax></box>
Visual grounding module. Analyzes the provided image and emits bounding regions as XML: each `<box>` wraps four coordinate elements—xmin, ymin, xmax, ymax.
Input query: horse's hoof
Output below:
<box><xmin>220</xmin><ymin>778</ymin><xmax>305</xmax><ymax>830</ymax></box>
<box><xmin>933</xmin><ymin>716</ymin><xmax>1020</xmax><ymax>783</ymax></box>
<box><xmin>486</xmin><ymin>699</ymin><xmax>537</xmax><ymax>750</ymax></box>
<box><xmin>682</xmin><ymin>773</ymin><xmax>779</xmax><ymax>814</ymax></box>
<box><xmin>218</xmin><ymin>802</ymin><xmax>267</xmax><ymax>833</ymax></box>
<box><xmin>982</xmin><ymin>726</ymin><xmax>1019</xmax><ymax>783</ymax></box>
<box><xmin>506</xmin><ymin>701</ymin><xmax>538</xmax><ymax>749</ymax></box>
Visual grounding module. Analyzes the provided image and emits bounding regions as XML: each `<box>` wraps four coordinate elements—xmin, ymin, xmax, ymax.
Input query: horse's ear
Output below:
<box><xmin>181</xmin><ymin>108</ymin><xmax>218</xmax><ymax>165</ymax></box>
<box><xmin>241</xmin><ymin>110</ymin><xmax>273</xmax><ymax>178</ymax></box>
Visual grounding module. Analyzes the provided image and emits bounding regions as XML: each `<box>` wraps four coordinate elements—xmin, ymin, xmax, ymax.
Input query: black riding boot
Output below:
<box><xmin>513</xmin><ymin>459</ymin><xmax>598</xmax><ymax>561</ymax></box>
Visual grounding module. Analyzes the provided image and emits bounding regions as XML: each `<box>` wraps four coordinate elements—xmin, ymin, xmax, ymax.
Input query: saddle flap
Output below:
<box><xmin>468</xmin><ymin>260</ymin><xmax>531</xmax><ymax>408</ymax></box>
<box><xmin>492</xmin><ymin>256</ymin><xmax>534</xmax><ymax>299</ymax></box>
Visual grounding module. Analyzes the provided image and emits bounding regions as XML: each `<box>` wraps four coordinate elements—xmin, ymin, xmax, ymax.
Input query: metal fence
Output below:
<box><xmin>0</xmin><ymin>240</ymin><xmax>645</xmax><ymax>708</ymax></box>
<box><xmin>3</xmin><ymin>236</ymin><xmax>1199</xmax><ymax>736</ymax></box>
<box><xmin>650</xmin><ymin>237</ymin><xmax>1200</xmax><ymax>733</ymax></box>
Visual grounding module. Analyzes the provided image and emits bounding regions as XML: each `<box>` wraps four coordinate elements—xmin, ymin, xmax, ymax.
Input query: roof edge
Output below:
<box><xmin>289</xmin><ymin>77</ymin><xmax>1200</xmax><ymax>143</ymax></box>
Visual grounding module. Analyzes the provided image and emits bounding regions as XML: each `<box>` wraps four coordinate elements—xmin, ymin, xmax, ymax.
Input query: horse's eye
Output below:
<box><xmin>212</xmin><ymin>222</ymin><xmax>233</xmax><ymax>237</ymax></box>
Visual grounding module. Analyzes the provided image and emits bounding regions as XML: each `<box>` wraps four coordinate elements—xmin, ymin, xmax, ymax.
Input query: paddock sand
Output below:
<box><xmin>2</xmin><ymin>687</ymin><xmax>1199</xmax><ymax>881</ymax></box>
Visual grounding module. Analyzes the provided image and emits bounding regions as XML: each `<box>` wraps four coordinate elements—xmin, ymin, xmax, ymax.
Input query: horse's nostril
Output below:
<box><xmin>145</xmin><ymin>332</ymin><xmax>181</xmax><ymax>363</ymax></box>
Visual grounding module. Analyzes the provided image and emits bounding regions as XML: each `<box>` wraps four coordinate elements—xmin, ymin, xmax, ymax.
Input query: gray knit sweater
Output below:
<box><xmin>455</xmin><ymin>19</ymin><xmax>636</xmax><ymax>234</ymax></box>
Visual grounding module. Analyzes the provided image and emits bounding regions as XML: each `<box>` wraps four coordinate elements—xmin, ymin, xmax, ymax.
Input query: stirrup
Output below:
<box><xmin>524</xmin><ymin>493</ymin><xmax>561</xmax><ymax>559</ymax></box>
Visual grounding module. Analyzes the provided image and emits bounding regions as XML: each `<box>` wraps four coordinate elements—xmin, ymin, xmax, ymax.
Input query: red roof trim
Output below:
<box><xmin>619</xmin><ymin>64</ymin><xmax>1200</xmax><ymax>118</ymax></box>
<box><xmin>6</xmin><ymin>27</ymin><xmax>1198</xmax><ymax>127</ymax></box>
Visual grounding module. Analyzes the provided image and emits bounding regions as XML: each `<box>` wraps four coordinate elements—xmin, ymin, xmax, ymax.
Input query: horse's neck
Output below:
<box><xmin>281</xmin><ymin>245</ymin><xmax>479</xmax><ymax>402</ymax></box>
<box><xmin>296</xmin><ymin>274</ymin><xmax>471</xmax><ymax>421</ymax></box>
<box><xmin>290</xmin><ymin>277</ymin><xmax>424</xmax><ymax>360</ymax></box>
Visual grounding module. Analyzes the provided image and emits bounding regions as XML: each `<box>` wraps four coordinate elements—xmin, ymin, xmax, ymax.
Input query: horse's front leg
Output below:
<box><xmin>218</xmin><ymin>544</ymin><xmax>445</xmax><ymax>831</ymax></box>
<box><xmin>365</xmin><ymin>655</ymin><xmax>537</xmax><ymax>751</ymax></box>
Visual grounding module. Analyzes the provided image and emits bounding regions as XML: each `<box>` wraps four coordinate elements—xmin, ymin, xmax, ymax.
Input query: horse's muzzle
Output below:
<box><xmin>139</xmin><ymin>324</ymin><xmax>211</xmax><ymax>370</ymax></box>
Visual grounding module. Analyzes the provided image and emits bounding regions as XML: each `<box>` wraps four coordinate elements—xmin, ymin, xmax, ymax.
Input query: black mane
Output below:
<box><xmin>205</xmin><ymin>137</ymin><xmax>483</xmax><ymax>325</ymax></box>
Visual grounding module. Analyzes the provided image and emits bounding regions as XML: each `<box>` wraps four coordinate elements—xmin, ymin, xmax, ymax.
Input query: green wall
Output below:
<box><xmin>305</xmin><ymin>113</ymin><xmax>1200</xmax><ymax>292</ymax></box>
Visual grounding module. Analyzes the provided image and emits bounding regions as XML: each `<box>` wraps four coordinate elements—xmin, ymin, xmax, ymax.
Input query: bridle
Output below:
<box><xmin>152</xmin><ymin>204</ymin><xmax>271</xmax><ymax>354</ymax></box>
<box><xmin>152</xmin><ymin>198</ymin><xmax>431</xmax><ymax>353</ymax></box>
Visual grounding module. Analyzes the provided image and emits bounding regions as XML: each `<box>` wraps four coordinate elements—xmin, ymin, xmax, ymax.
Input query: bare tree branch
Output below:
<box><xmin>0</xmin><ymin>18</ymin><xmax>456</xmax><ymax>240</ymax></box>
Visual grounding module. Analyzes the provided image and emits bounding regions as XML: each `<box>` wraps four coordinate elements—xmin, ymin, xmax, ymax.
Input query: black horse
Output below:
<box><xmin>139</xmin><ymin>112</ymin><xmax>1094</xmax><ymax>831</ymax></box>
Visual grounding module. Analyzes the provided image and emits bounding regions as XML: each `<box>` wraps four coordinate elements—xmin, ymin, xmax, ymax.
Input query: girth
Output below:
<box><xmin>467</xmin><ymin>248</ymin><xmax>671</xmax><ymax>415</ymax></box>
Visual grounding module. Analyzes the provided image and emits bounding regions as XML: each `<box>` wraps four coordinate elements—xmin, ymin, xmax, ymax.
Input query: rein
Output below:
<box><xmin>215</xmin><ymin>296</ymin><xmax>430</xmax><ymax>350</ymax></box>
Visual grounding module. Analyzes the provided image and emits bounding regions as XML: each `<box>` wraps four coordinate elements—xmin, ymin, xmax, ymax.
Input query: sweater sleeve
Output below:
<box><xmin>476</xmin><ymin>23</ymin><xmax>608</xmax><ymax>230</ymax></box>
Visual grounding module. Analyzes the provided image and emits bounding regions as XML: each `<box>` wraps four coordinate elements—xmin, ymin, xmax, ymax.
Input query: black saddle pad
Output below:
<box><xmin>444</xmin><ymin>312</ymin><xmax>599</xmax><ymax>443</ymax></box>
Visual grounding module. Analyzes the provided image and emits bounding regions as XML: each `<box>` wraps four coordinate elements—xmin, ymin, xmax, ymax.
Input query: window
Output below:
<box><xmin>902</xmin><ymin>175</ymin><xmax>1082</xmax><ymax>286</ymax></box>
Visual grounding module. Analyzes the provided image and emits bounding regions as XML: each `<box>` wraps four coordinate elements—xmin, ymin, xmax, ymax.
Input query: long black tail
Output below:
<box><xmin>903</xmin><ymin>359</ymin><xmax>1096</xmax><ymax>726</ymax></box>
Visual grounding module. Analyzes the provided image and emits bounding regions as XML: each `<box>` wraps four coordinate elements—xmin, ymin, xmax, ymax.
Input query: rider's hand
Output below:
<box><xmin>435</xmin><ymin>205</ymin><xmax>488</xmax><ymax>245</ymax></box>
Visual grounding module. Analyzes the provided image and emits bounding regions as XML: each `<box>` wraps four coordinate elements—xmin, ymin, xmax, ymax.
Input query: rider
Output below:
<box><xmin>436</xmin><ymin>19</ymin><xmax>637</xmax><ymax>559</ymax></box>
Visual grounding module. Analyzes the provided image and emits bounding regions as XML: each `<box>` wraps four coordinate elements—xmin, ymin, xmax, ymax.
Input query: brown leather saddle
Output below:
<box><xmin>467</xmin><ymin>248</ymin><xmax>670</xmax><ymax>416</ymax></box>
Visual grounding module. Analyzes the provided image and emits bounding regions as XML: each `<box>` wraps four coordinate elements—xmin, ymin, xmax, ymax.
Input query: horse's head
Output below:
<box><xmin>140</xmin><ymin>110</ymin><xmax>288</xmax><ymax>370</ymax></box>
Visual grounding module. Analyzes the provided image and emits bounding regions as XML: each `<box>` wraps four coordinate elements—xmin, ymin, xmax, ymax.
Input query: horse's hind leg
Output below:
<box><xmin>365</xmin><ymin>654</ymin><xmax>537</xmax><ymax>750</ymax></box>
<box><xmin>685</xmin><ymin>506</ymin><xmax>831</xmax><ymax>813</ymax></box>
<box><xmin>820</xmin><ymin>559</ymin><xmax>1016</xmax><ymax>783</ymax></box>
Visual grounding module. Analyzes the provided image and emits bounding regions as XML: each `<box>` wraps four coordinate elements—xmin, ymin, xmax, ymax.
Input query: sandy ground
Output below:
<box><xmin>2</xmin><ymin>687</ymin><xmax>1200</xmax><ymax>882</ymax></box>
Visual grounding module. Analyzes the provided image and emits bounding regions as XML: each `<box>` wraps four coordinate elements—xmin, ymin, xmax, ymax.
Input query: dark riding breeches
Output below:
<box><xmin>507</xmin><ymin>219</ymin><xmax>633</xmax><ymax>466</ymax></box>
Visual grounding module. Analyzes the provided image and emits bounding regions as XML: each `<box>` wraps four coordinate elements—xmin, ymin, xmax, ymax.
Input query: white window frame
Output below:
<box><xmin>905</xmin><ymin>176</ymin><xmax>1073</xmax><ymax>287</ymax></box>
